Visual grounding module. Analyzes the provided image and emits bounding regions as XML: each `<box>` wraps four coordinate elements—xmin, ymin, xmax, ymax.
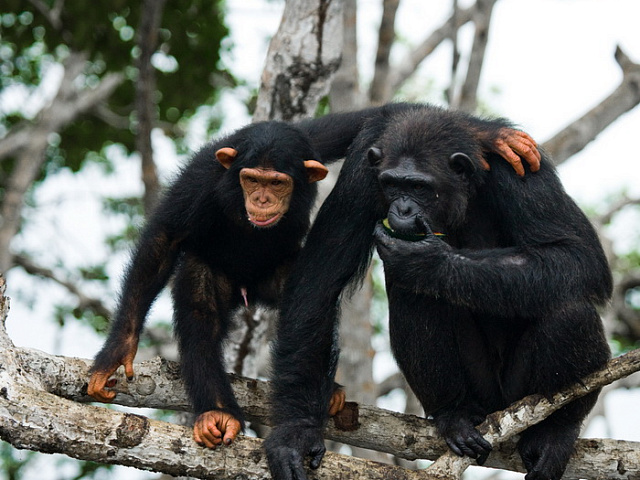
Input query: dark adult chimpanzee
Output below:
<box><xmin>265</xmin><ymin>105</ymin><xmax>610</xmax><ymax>480</ymax></box>
<box><xmin>87</xmin><ymin>103</ymin><xmax>539</xmax><ymax>451</ymax></box>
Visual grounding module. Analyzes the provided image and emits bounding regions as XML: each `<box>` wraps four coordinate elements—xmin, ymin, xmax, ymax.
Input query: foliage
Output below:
<box><xmin>0</xmin><ymin>0</ymin><xmax>231</xmax><ymax>175</ymax></box>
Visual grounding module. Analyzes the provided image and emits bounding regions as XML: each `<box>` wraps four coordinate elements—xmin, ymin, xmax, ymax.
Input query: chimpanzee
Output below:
<box><xmin>265</xmin><ymin>105</ymin><xmax>610</xmax><ymax>480</ymax></box>
<box><xmin>87</xmin><ymin>103</ymin><xmax>540</xmax><ymax>450</ymax></box>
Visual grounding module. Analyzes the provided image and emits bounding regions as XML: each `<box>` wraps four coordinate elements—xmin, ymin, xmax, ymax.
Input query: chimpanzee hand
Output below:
<box><xmin>491</xmin><ymin>128</ymin><xmax>541</xmax><ymax>176</ymax></box>
<box><xmin>193</xmin><ymin>410</ymin><xmax>243</xmax><ymax>449</ymax></box>
<box><xmin>373</xmin><ymin>222</ymin><xmax>451</xmax><ymax>289</ymax></box>
<box><xmin>87</xmin><ymin>336</ymin><xmax>138</xmax><ymax>403</ymax></box>
<box><xmin>265</xmin><ymin>424</ymin><xmax>326</xmax><ymax>480</ymax></box>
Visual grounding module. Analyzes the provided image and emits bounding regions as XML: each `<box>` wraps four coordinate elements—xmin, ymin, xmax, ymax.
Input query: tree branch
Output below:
<box><xmin>425</xmin><ymin>348</ymin><xmax>640</xmax><ymax>479</ymax></box>
<box><xmin>368</xmin><ymin>0</ymin><xmax>400</xmax><ymax>105</ymax></box>
<box><xmin>0</xmin><ymin>52</ymin><xmax>123</xmax><ymax>271</ymax></box>
<box><xmin>1</xmin><ymin>277</ymin><xmax>639</xmax><ymax>479</ymax></box>
<box><xmin>135</xmin><ymin>0</ymin><xmax>167</xmax><ymax>214</ymax></box>
<box><xmin>329</xmin><ymin>0</ymin><xmax>363</xmax><ymax>111</ymax></box>
<box><xmin>7</xmin><ymin>345</ymin><xmax>640</xmax><ymax>479</ymax></box>
<box><xmin>12</xmin><ymin>254</ymin><xmax>113</xmax><ymax>319</ymax></box>
<box><xmin>454</xmin><ymin>0</ymin><xmax>498</xmax><ymax>112</ymax></box>
<box><xmin>389</xmin><ymin>4</ymin><xmax>475</xmax><ymax>94</ymax></box>
<box><xmin>543</xmin><ymin>46</ymin><xmax>640</xmax><ymax>165</ymax></box>
<box><xmin>254</xmin><ymin>0</ymin><xmax>344</xmax><ymax>122</ymax></box>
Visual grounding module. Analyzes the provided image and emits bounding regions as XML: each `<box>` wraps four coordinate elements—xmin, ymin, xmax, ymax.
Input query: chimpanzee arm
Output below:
<box><xmin>88</xmin><ymin>221</ymin><xmax>183</xmax><ymax>402</ymax></box>
<box><xmin>296</xmin><ymin>103</ymin><xmax>415</xmax><ymax>163</ymax></box>
<box><xmin>298</xmin><ymin>104</ymin><xmax>541</xmax><ymax>173</ymax></box>
<box><xmin>374</xmin><ymin>161</ymin><xmax>612</xmax><ymax>319</ymax></box>
<box><xmin>265</xmin><ymin>125</ymin><xmax>387</xmax><ymax>479</ymax></box>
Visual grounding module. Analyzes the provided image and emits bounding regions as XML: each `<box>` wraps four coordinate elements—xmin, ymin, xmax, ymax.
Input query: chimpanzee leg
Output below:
<box><xmin>387</xmin><ymin>287</ymin><xmax>493</xmax><ymax>461</ymax></box>
<box><xmin>504</xmin><ymin>303</ymin><xmax>610</xmax><ymax>480</ymax></box>
<box><xmin>172</xmin><ymin>253</ymin><xmax>245</xmax><ymax>435</ymax></box>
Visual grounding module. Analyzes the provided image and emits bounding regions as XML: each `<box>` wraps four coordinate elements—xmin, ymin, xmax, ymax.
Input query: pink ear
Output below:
<box><xmin>304</xmin><ymin>160</ymin><xmax>329</xmax><ymax>183</ymax></box>
<box><xmin>215</xmin><ymin>147</ymin><xmax>238</xmax><ymax>169</ymax></box>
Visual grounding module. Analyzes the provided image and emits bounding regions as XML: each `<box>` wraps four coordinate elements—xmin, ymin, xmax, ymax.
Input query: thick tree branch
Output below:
<box><xmin>135</xmin><ymin>0</ymin><xmax>166</xmax><ymax>214</ymax></box>
<box><xmin>254</xmin><ymin>0</ymin><xmax>344</xmax><ymax>122</ymax></box>
<box><xmin>454</xmin><ymin>0</ymin><xmax>498</xmax><ymax>112</ymax></box>
<box><xmin>368</xmin><ymin>0</ymin><xmax>400</xmax><ymax>105</ymax></box>
<box><xmin>1</xmin><ymin>277</ymin><xmax>639</xmax><ymax>479</ymax></box>
<box><xmin>0</xmin><ymin>52</ymin><xmax>123</xmax><ymax>272</ymax></box>
<box><xmin>6</xmin><ymin>345</ymin><xmax>640</xmax><ymax>479</ymax></box>
<box><xmin>543</xmin><ymin>46</ymin><xmax>640</xmax><ymax>165</ymax></box>
<box><xmin>329</xmin><ymin>0</ymin><xmax>363</xmax><ymax>111</ymax></box>
<box><xmin>389</xmin><ymin>4</ymin><xmax>475</xmax><ymax>95</ymax></box>
<box><xmin>12</xmin><ymin>254</ymin><xmax>113</xmax><ymax>319</ymax></box>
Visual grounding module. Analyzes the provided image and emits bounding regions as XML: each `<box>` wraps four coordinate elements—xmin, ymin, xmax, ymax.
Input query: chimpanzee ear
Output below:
<box><xmin>367</xmin><ymin>147</ymin><xmax>383</xmax><ymax>167</ymax></box>
<box><xmin>448</xmin><ymin>152</ymin><xmax>477</xmax><ymax>177</ymax></box>
<box><xmin>215</xmin><ymin>147</ymin><xmax>238</xmax><ymax>169</ymax></box>
<box><xmin>304</xmin><ymin>160</ymin><xmax>329</xmax><ymax>183</ymax></box>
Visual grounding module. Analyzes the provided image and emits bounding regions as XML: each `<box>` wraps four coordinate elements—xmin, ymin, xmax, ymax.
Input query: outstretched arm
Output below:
<box><xmin>299</xmin><ymin>103</ymin><xmax>541</xmax><ymax>175</ymax></box>
<box><xmin>88</xmin><ymin>223</ymin><xmax>182</xmax><ymax>402</ymax></box>
<box><xmin>296</xmin><ymin>103</ymin><xmax>415</xmax><ymax>163</ymax></box>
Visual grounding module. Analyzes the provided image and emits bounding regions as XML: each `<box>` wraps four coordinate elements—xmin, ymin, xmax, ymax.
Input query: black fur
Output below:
<box><xmin>90</xmin><ymin>105</ymin><xmax>420</xmax><ymax>430</ymax></box>
<box><xmin>265</xmin><ymin>106</ymin><xmax>611</xmax><ymax>480</ymax></box>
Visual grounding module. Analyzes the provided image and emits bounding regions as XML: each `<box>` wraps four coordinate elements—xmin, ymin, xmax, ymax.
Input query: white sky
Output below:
<box><xmin>3</xmin><ymin>2</ymin><xmax>640</xmax><ymax>475</ymax></box>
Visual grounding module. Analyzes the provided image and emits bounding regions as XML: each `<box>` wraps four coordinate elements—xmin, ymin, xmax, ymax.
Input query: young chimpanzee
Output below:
<box><xmin>87</xmin><ymin>104</ymin><xmax>540</xmax><ymax>451</ymax></box>
<box><xmin>265</xmin><ymin>106</ymin><xmax>610</xmax><ymax>480</ymax></box>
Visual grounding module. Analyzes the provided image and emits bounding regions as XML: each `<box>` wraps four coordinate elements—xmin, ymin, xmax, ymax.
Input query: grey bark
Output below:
<box><xmin>254</xmin><ymin>0</ymin><xmax>345</xmax><ymax>122</ymax></box>
<box><xmin>543</xmin><ymin>46</ymin><xmax>640</xmax><ymax>165</ymax></box>
<box><xmin>1</xmin><ymin>276</ymin><xmax>638</xmax><ymax>480</ymax></box>
<box><xmin>135</xmin><ymin>0</ymin><xmax>167</xmax><ymax>214</ymax></box>
<box><xmin>452</xmin><ymin>0</ymin><xmax>498</xmax><ymax>112</ymax></box>
<box><xmin>368</xmin><ymin>0</ymin><xmax>400</xmax><ymax>105</ymax></box>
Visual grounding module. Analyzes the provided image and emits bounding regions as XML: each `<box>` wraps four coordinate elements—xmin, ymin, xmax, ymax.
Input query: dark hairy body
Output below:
<box><xmin>86</xmin><ymin>103</ymin><xmax>539</xmax><ymax>451</ymax></box>
<box><xmin>265</xmin><ymin>105</ymin><xmax>610</xmax><ymax>480</ymax></box>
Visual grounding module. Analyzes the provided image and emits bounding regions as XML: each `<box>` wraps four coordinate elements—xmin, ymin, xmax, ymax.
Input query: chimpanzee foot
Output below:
<box><xmin>434</xmin><ymin>412</ymin><xmax>492</xmax><ymax>464</ymax></box>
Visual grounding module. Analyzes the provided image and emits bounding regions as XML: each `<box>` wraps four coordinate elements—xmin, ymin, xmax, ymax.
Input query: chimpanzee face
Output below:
<box><xmin>215</xmin><ymin>147</ymin><xmax>328</xmax><ymax>228</ymax></box>
<box><xmin>368</xmin><ymin>146</ymin><xmax>478</xmax><ymax>238</ymax></box>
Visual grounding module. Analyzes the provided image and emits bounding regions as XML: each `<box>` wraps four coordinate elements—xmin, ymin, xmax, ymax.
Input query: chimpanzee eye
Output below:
<box><xmin>271</xmin><ymin>180</ymin><xmax>282</xmax><ymax>186</ymax></box>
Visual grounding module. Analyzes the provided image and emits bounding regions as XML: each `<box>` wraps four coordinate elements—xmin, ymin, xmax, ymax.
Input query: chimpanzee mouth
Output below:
<box><xmin>248</xmin><ymin>213</ymin><xmax>282</xmax><ymax>228</ymax></box>
<box><xmin>381</xmin><ymin>218</ymin><xmax>426</xmax><ymax>241</ymax></box>
<box><xmin>381</xmin><ymin>218</ymin><xmax>445</xmax><ymax>241</ymax></box>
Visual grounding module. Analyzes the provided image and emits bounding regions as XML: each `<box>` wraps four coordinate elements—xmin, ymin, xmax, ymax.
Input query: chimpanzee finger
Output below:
<box><xmin>308</xmin><ymin>444</ymin><xmax>326</xmax><ymax>470</ymax></box>
<box><xmin>494</xmin><ymin>138</ymin><xmax>525</xmax><ymax>177</ymax></box>
<box><xmin>194</xmin><ymin>412</ymin><xmax>223</xmax><ymax>449</ymax></box>
<box><xmin>222</xmin><ymin>417</ymin><xmax>242</xmax><ymax>445</ymax></box>
<box><xmin>466</xmin><ymin>434</ymin><xmax>492</xmax><ymax>458</ymax></box>
<box><xmin>198</xmin><ymin>426</ymin><xmax>222</xmax><ymax>449</ymax></box>
<box><xmin>445</xmin><ymin>438</ymin><xmax>465</xmax><ymax>457</ymax></box>
<box><xmin>87</xmin><ymin>372</ymin><xmax>117</xmax><ymax>402</ymax></box>
<box><xmin>515</xmin><ymin>130</ymin><xmax>542</xmax><ymax>166</ymax></box>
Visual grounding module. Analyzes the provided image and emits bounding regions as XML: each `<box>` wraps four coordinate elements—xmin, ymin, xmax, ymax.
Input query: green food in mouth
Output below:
<box><xmin>381</xmin><ymin>218</ymin><xmax>446</xmax><ymax>241</ymax></box>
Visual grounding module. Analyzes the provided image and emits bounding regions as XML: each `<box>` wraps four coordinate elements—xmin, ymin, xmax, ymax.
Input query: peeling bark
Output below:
<box><xmin>1</xmin><ymin>288</ymin><xmax>638</xmax><ymax>480</ymax></box>
<box><xmin>254</xmin><ymin>0</ymin><xmax>344</xmax><ymax>122</ymax></box>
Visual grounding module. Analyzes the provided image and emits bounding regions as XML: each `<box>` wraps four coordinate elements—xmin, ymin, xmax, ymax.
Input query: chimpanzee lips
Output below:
<box><xmin>248</xmin><ymin>213</ymin><xmax>282</xmax><ymax>227</ymax></box>
<box><xmin>381</xmin><ymin>218</ymin><xmax>445</xmax><ymax>241</ymax></box>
